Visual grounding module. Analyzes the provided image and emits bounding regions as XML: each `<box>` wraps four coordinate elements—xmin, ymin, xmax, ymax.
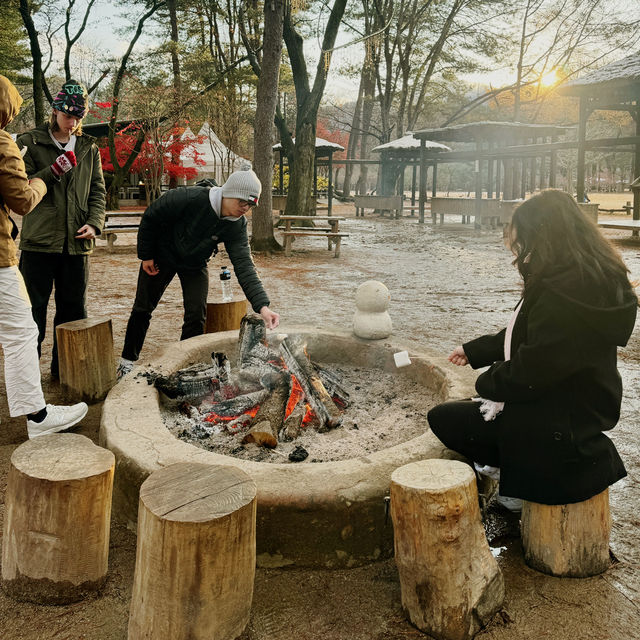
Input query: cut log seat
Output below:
<box><xmin>521</xmin><ymin>489</ymin><xmax>611</xmax><ymax>577</ymax></box>
<box><xmin>1</xmin><ymin>434</ymin><xmax>115</xmax><ymax>604</ymax></box>
<box><xmin>391</xmin><ymin>459</ymin><xmax>504</xmax><ymax>640</ymax></box>
<box><xmin>281</xmin><ymin>231</ymin><xmax>349</xmax><ymax>257</ymax></box>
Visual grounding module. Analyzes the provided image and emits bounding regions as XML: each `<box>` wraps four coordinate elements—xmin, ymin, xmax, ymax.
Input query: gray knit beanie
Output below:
<box><xmin>221</xmin><ymin>167</ymin><xmax>261</xmax><ymax>205</ymax></box>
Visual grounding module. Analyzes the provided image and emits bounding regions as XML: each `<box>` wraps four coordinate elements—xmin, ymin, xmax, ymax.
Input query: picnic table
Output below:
<box><xmin>102</xmin><ymin>211</ymin><xmax>143</xmax><ymax>250</ymax></box>
<box><xmin>277</xmin><ymin>215</ymin><xmax>348</xmax><ymax>257</ymax></box>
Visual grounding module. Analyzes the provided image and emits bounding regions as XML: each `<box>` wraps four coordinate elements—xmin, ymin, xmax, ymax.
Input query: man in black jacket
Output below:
<box><xmin>117</xmin><ymin>168</ymin><xmax>279</xmax><ymax>379</ymax></box>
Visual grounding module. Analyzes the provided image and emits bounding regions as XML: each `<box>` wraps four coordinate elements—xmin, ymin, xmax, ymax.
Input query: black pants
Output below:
<box><xmin>19</xmin><ymin>250</ymin><xmax>89</xmax><ymax>377</ymax></box>
<box><xmin>121</xmin><ymin>264</ymin><xmax>209</xmax><ymax>362</ymax></box>
<box><xmin>427</xmin><ymin>399</ymin><xmax>503</xmax><ymax>468</ymax></box>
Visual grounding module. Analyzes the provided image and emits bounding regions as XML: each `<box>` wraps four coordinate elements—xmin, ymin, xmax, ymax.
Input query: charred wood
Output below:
<box><xmin>280</xmin><ymin>338</ymin><xmax>343</xmax><ymax>430</ymax></box>
<box><xmin>314</xmin><ymin>363</ymin><xmax>351</xmax><ymax>408</ymax></box>
<box><xmin>242</xmin><ymin>375</ymin><xmax>290</xmax><ymax>448</ymax></box>
<box><xmin>154</xmin><ymin>362</ymin><xmax>219</xmax><ymax>400</ymax></box>
<box><xmin>200</xmin><ymin>389</ymin><xmax>268</xmax><ymax>418</ymax></box>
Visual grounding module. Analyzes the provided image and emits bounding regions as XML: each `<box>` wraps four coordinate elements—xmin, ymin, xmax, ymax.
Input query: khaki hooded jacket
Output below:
<box><xmin>0</xmin><ymin>76</ymin><xmax>47</xmax><ymax>267</ymax></box>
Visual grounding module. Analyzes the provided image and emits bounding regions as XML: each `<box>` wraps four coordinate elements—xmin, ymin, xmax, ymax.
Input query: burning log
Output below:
<box><xmin>242</xmin><ymin>374</ymin><xmax>290</xmax><ymax>448</ymax></box>
<box><xmin>315</xmin><ymin>363</ymin><xmax>351</xmax><ymax>409</ymax></box>
<box><xmin>237</xmin><ymin>314</ymin><xmax>280</xmax><ymax>368</ymax></box>
<box><xmin>154</xmin><ymin>362</ymin><xmax>218</xmax><ymax>400</ymax></box>
<box><xmin>200</xmin><ymin>389</ymin><xmax>268</xmax><ymax>419</ymax></box>
<box><xmin>280</xmin><ymin>337</ymin><xmax>343</xmax><ymax>430</ymax></box>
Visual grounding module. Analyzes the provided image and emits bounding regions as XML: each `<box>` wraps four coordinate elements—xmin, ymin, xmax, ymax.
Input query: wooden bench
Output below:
<box><xmin>598</xmin><ymin>219</ymin><xmax>640</xmax><ymax>234</ymax></box>
<box><xmin>282</xmin><ymin>231</ymin><xmax>349</xmax><ymax>257</ymax></box>
<box><xmin>102</xmin><ymin>211</ymin><xmax>143</xmax><ymax>250</ymax></box>
<box><xmin>278</xmin><ymin>215</ymin><xmax>348</xmax><ymax>257</ymax></box>
<box><xmin>354</xmin><ymin>195</ymin><xmax>403</xmax><ymax>219</ymax></box>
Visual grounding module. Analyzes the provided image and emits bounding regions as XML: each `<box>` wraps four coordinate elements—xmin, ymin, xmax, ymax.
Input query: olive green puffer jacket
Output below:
<box><xmin>16</xmin><ymin>124</ymin><xmax>106</xmax><ymax>254</ymax></box>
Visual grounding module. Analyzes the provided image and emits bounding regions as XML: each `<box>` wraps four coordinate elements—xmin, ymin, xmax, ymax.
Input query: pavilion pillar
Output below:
<box><xmin>279</xmin><ymin>150</ymin><xmax>284</xmax><ymax>194</ymax></box>
<box><xmin>474</xmin><ymin>141</ymin><xmax>482</xmax><ymax>227</ymax></box>
<box><xmin>576</xmin><ymin>97</ymin><xmax>589</xmax><ymax>203</ymax></box>
<box><xmin>411</xmin><ymin>164</ymin><xmax>417</xmax><ymax>206</ymax></box>
<box><xmin>550</xmin><ymin>135</ymin><xmax>558</xmax><ymax>188</ymax></box>
<box><xmin>419</xmin><ymin>140</ymin><xmax>427</xmax><ymax>224</ymax></box>
<box><xmin>328</xmin><ymin>153</ymin><xmax>333</xmax><ymax>216</ymax></box>
<box><xmin>487</xmin><ymin>143</ymin><xmax>494</xmax><ymax>198</ymax></box>
<box><xmin>634</xmin><ymin>107</ymin><xmax>640</xmax><ymax>222</ymax></box>
<box><xmin>495</xmin><ymin>153</ymin><xmax>502</xmax><ymax>199</ymax></box>
<box><xmin>431</xmin><ymin>163</ymin><xmax>437</xmax><ymax>198</ymax></box>
<box><xmin>398</xmin><ymin>162</ymin><xmax>405</xmax><ymax>199</ymax></box>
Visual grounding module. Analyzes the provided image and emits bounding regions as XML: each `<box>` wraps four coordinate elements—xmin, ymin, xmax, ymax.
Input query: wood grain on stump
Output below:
<box><xmin>56</xmin><ymin>316</ymin><xmax>116</xmax><ymax>403</ymax></box>
<box><xmin>391</xmin><ymin>459</ymin><xmax>504</xmax><ymax>640</ymax></box>
<box><xmin>128</xmin><ymin>462</ymin><xmax>257</xmax><ymax>640</ymax></box>
<box><xmin>205</xmin><ymin>300</ymin><xmax>248</xmax><ymax>333</ymax></box>
<box><xmin>521</xmin><ymin>489</ymin><xmax>611</xmax><ymax>577</ymax></box>
<box><xmin>1</xmin><ymin>434</ymin><xmax>115</xmax><ymax>604</ymax></box>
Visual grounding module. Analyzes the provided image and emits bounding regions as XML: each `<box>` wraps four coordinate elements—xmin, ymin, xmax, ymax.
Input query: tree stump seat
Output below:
<box><xmin>390</xmin><ymin>459</ymin><xmax>504</xmax><ymax>640</ymax></box>
<box><xmin>56</xmin><ymin>316</ymin><xmax>116</xmax><ymax>403</ymax></box>
<box><xmin>521</xmin><ymin>489</ymin><xmax>611</xmax><ymax>577</ymax></box>
<box><xmin>205</xmin><ymin>299</ymin><xmax>248</xmax><ymax>333</ymax></box>
<box><xmin>128</xmin><ymin>462</ymin><xmax>257</xmax><ymax>640</ymax></box>
<box><xmin>1</xmin><ymin>434</ymin><xmax>115</xmax><ymax>604</ymax></box>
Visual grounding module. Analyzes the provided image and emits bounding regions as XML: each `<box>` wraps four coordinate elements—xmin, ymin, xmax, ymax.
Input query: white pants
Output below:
<box><xmin>0</xmin><ymin>265</ymin><xmax>45</xmax><ymax>416</ymax></box>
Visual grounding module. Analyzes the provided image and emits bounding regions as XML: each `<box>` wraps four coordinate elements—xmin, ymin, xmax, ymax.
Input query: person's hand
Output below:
<box><xmin>142</xmin><ymin>259</ymin><xmax>159</xmax><ymax>276</ymax></box>
<box><xmin>259</xmin><ymin>306</ymin><xmax>280</xmax><ymax>329</ymax></box>
<box><xmin>75</xmin><ymin>224</ymin><xmax>96</xmax><ymax>240</ymax></box>
<box><xmin>50</xmin><ymin>150</ymin><xmax>77</xmax><ymax>178</ymax></box>
<box><xmin>448</xmin><ymin>345</ymin><xmax>469</xmax><ymax>366</ymax></box>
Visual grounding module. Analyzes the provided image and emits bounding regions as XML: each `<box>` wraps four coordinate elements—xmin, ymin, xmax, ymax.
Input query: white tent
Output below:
<box><xmin>180</xmin><ymin>122</ymin><xmax>250</xmax><ymax>185</ymax></box>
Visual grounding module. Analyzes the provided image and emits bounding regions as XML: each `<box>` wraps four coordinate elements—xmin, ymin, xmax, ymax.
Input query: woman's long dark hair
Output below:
<box><xmin>510</xmin><ymin>190</ymin><xmax>630</xmax><ymax>292</ymax></box>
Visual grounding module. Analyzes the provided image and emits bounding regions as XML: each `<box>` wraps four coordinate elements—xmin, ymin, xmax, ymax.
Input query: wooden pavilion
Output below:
<box><xmin>412</xmin><ymin>122</ymin><xmax>570</xmax><ymax>223</ymax></box>
<box><xmin>370</xmin><ymin>135</ymin><xmax>451</xmax><ymax>213</ymax></box>
<box><xmin>557</xmin><ymin>52</ymin><xmax>640</xmax><ymax>220</ymax></box>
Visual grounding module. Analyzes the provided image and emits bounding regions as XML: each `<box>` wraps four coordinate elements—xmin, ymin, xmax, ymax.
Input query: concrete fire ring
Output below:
<box><xmin>100</xmin><ymin>327</ymin><xmax>475</xmax><ymax>568</ymax></box>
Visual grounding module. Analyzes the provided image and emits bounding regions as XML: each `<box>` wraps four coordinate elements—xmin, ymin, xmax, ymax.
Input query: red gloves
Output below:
<box><xmin>51</xmin><ymin>150</ymin><xmax>77</xmax><ymax>178</ymax></box>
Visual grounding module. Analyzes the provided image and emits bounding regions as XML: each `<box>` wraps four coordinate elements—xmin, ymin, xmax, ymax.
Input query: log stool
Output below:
<box><xmin>128</xmin><ymin>462</ymin><xmax>257</xmax><ymax>640</ymax></box>
<box><xmin>56</xmin><ymin>316</ymin><xmax>116</xmax><ymax>402</ymax></box>
<box><xmin>1</xmin><ymin>434</ymin><xmax>115</xmax><ymax>604</ymax></box>
<box><xmin>521</xmin><ymin>489</ymin><xmax>611</xmax><ymax>577</ymax></box>
<box><xmin>391</xmin><ymin>459</ymin><xmax>504</xmax><ymax>640</ymax></box>
<box><xmin>205</xmin><ymin>300</ymin><xmax>247</xmax><ymax>333</ymax></box>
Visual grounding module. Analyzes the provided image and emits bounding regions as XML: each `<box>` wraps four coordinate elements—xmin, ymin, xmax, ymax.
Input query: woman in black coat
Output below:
<box><xmin>427</xmin><ymin>190</ymin><xmax>637</xmax><ymax>508</ymax></box>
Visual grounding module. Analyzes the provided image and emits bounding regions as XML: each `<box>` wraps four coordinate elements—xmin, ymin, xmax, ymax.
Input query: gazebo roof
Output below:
<box><xmin>372</xmin><ymin>134</ymin><xmax>451</xmax><ymax>153</ymax></box>
<box><xmin>558</xmin><ymin>52</ymin><xmax>640</xmax><ymax>97</ymax></box>
<box><xmin>273</xmin><ymin>137</ymin><xmax>344</xmax><ymax>156</ymax></box>
<box><xmin>413</xmin><ymin>121</ymin><xmax>569</xmax><ymax>143</ymax></box>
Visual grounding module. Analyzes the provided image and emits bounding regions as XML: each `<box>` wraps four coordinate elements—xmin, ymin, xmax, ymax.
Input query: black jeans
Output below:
<box><xmin>427</xmin><ymin>399</ymin><xmax>502</xmax><ymax>468</ymax></box>
<box><xmin>19</xmin><ymin>250</ymin><xmax>89</xmax><ymax>377</ymax></box>
<box><xmin>121</xmin><ymin>263</ymin><xmax>209</xmax><ymax>362</ymax></box>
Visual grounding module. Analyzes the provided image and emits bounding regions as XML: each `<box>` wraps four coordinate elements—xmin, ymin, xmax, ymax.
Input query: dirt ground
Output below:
<box><xmin>1</xmin><ymin>194</ymin><xmax>639</xmax><ymax>640</ymax></box>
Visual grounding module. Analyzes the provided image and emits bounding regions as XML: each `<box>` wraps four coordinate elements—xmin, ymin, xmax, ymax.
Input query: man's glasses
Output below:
<box><xmin>238</xmin><ymin>199</ymin><xmax>256</xmax><ymax>209</ymax></box>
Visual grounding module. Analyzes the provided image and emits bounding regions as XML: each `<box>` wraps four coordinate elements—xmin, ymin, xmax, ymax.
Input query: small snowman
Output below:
<box><xmin>353</xmin><ymin>280</ymin><xmax>392</xmax><ymax>339</ymax></box>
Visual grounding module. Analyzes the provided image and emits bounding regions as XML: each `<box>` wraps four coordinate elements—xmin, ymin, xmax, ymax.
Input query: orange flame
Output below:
<box><xmin>285</xmin><ymin>376</ymin><xmax>305</xmax><ymax>419</ymax></box>
<box><xmin>301</xmin><ymin>404</ymin><xmax>315</xmax><ymax>426</ymax></box>
<box><xmin>203</xmin><ymin>405</ymin><xmax>259</xmax><ymax>423</ymax></box>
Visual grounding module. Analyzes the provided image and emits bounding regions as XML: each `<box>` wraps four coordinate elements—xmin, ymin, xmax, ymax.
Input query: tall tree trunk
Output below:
<box><xmin>19</xmin><ymin>0</ymin><xmax>46</xmax><ymax>125</ymax></box>
<box><xmin>342</xmin><ymin>74</ymin><xmax>365</xmax><ymax>198</ymax></box>
<box><xmin>356</xmin><ymin>63</ymin><xmax>376</xmax><ymax>195</ymax></box>
<box><xmin>251</xmin><ymin>0</ymin><xmax>284</xmax><ymax>252</ymax></box>
<box><xmin>282</xmin><ymin>0</ymin><xmax>348</xmax><ymax>221</ymax></box>
<box><xmin>168</xmin><ymin>0</ymin><xmax>181</xmax><ymax>190</ymax></box>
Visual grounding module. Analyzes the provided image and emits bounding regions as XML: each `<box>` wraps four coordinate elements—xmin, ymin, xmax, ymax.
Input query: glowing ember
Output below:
<box><xmin>204</xmin><ymin>405</ymin><xmax>260</xmax><ymax>423</ymax></box>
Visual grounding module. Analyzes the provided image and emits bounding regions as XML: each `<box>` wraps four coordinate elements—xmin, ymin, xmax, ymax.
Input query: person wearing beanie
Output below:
<box><xmin>16</xmin><ymin>78</ymin><xmax>106</xmax><ymax>378</ymax></box>
<box><xmin>0</xmin><ymin>75</ymin><xmax>88</xmax><ymax>438</ymax></box>
<box><xmin>116</xmin><ymin>167</ymin><xmax>279</xmax><ymax>379</ymax></box>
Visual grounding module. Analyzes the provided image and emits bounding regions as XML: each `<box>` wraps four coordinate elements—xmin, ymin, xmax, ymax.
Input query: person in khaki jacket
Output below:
<box><xmin>0</xmin><ymin>75</ymin><xmax>87</xmax><ymax>438</ymax></box>
<box><xmin>17</xmin><ymin>79</ymin><xmax>106</xmax><ymax>378</ymax></box>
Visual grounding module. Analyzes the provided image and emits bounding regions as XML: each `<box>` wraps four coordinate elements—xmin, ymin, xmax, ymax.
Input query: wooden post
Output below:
<box><xmin>419</xmin><ymin>140</ymin><xmax>427</xmax><ymax>224</ymax></box>
<box><xmin>521</xmin><ymin>489</ymin><xmax>611</xmax><ymax>577</ymax></box>
<box><xmin>56</xmin><ymin>316</ymin><xmax>116</xmax><ymax>403</ymax></box>
<box><xmin>205</xmin><ymin>300</ymin><xmax>248</xmax><ymax>333</ymax></box>
<box><xmin>1</xmin><ymin>434</ymin><xmax>114</xmax><ymax>604</ymax></box>
<box><xmin>128</xmin><ymin>462</ymin><xmax>257</xmax><ymax>640</ymax></box>
<box><xmin>391</xmin><ymin>459</ymin><xmax>504</xmax><ymax>640</ymax></box>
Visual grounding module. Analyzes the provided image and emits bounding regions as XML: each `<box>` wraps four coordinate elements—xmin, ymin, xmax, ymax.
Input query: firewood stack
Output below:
<box><xmin>153</xmin><ymin>315</ymin><xmax>349</xmax><ymax>449</ymax></box>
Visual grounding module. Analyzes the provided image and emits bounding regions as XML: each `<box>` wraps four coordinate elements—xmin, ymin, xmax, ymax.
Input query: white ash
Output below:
<box><xmin>160</xmin><ymin>363</ymin><xmax>439</xmax><ymax>464</ymax></box>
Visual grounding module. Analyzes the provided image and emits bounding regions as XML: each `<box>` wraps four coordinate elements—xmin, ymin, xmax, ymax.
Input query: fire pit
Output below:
<box><xmin>100</xmin><ymin>326</ymin><xmax>475</xmax><ymax>568</ymax></box>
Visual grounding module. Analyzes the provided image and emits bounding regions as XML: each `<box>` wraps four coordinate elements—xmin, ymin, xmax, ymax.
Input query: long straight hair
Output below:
<box><xmin>510</xmin><ymin>190</ymin><xmax>629</xmax><ymax>291</ymax></box>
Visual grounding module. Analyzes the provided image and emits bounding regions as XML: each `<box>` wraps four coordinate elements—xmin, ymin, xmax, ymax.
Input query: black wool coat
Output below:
<box><xmin>137</xmin><ymin>185</ymin><xmax>269</xmax><ymax>313</ymax></box>
<box><xmin>463</xmin><ymin>271</ymin><xmax>637</xmax><ymax>505</ymax></box>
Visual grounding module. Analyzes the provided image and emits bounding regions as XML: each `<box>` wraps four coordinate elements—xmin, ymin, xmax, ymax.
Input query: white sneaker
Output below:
<box><xmin>496</xmin><ymin>494</ymin><xmax>523</xmax><ymax>513</ymax></box>
<box><xmin>116</xmin><ymin>358</ymin><xmax>134</xmax><ymax>381</ymax></box>
<box><xmin>27</xmin><ymin>403</ymin><xmax>88</xmax><ymax>439</ymax></box>
<box><xmin>474</xmin><ymin>463</ymin><xmax>501</xmax><ymax>482</ymax></box>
